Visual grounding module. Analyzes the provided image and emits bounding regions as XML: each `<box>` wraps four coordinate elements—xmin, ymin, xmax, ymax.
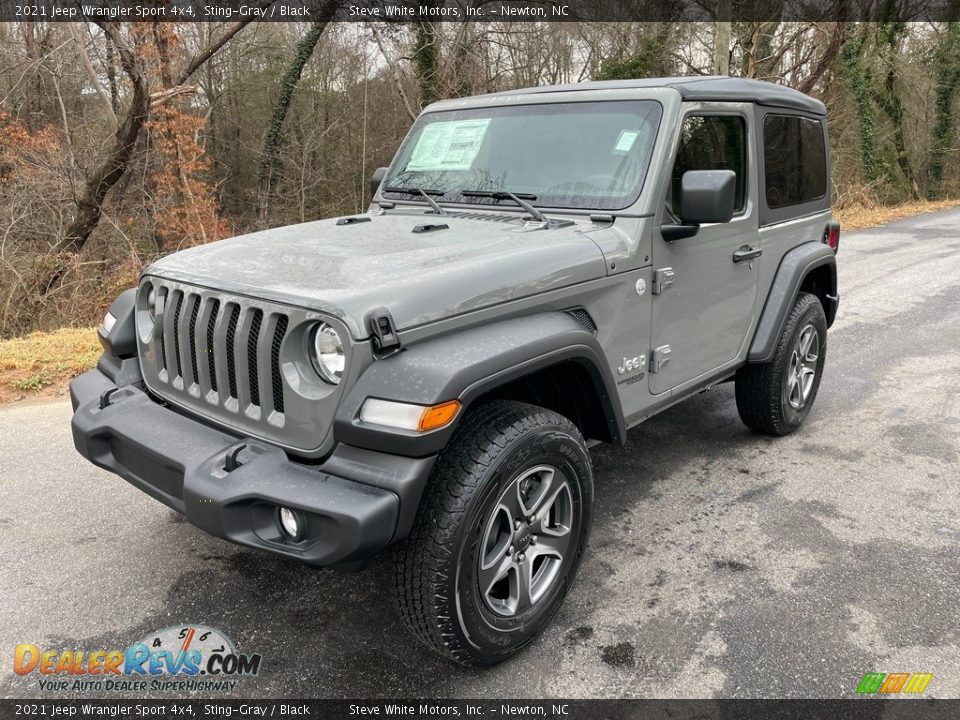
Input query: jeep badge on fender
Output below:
<box><xmin>70</xmin><ymin>77</ymin><xmax>838</xmax><ymax>668</ymax></box>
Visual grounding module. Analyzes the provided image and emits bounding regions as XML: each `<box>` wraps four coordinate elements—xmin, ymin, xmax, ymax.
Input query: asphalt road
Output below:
<box><xmin>2</xmin><ymin>208</ymin><xmax>959</xmax><ymax>700</ymax></box>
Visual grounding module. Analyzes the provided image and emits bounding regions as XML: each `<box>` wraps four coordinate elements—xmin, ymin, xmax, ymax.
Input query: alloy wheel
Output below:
<box><xmin>478</xmin><ymin>465</ymin><xmax>573</xmax><ymax>617</ymax></box>
<box><xmin>785</xmin><ymin>324</ymin><xmax>820</xmax><ymax>410</ymax></box>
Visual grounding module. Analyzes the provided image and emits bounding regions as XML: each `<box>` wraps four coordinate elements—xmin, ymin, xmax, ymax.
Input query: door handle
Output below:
<box><xmin>733</xmin><ymin>246</ymin><xmax>762</xmax><ymax>263</ymax></box>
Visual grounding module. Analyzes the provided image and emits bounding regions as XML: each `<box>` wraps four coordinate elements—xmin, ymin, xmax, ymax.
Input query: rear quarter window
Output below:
<box><xmin>763</xmin><ymin>115</ymin><xmax>827</xmax><ymax>209</ymax></box>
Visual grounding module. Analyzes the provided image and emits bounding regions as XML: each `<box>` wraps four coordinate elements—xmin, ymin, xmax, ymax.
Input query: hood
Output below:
<box><xmin>145</xmin><ymin>212</ymin><xmax>607</xmax><ymax>338</ymax></box>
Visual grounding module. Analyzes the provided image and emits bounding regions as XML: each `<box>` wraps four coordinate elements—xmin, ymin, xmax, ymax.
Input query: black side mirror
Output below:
<box><xmin>662</xmin><ymin>169</ymin><xmax>737</xmax><ymax>241</ymax></box>
<box><xmin>370</xmin><ymin>167</ymin><xmax>388</xmax><ymax>201</ymax></box>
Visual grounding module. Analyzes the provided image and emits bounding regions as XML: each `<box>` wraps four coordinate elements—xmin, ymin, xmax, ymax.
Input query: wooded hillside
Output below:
<box><xmin>1</xmin><ymin>19</ymin><xmax>958</xmax><ymax>337</ymax></box>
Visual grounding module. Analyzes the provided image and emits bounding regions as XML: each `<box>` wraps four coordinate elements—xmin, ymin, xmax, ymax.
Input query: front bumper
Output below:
<box><xmin>70</xmin><ymin>369</ymin><xmax>431</xmax><ymax>567</ymax></box>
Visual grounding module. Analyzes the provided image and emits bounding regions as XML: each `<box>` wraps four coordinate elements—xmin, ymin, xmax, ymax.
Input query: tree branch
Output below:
<box><xmin>174</xmin><ymin>8</ymin><xmax>274</xmax><ymax>87</ymax></box>
<box><xmin>68</xmin><ymin>23</ymin><xmax>118</xmax><ymax>130</ymax></box>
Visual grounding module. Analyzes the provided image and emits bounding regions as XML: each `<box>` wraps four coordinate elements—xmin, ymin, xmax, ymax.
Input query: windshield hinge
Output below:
<box><xmin>367</xmin><ymin>307</ymin><xmax>401</xmax><ymax>355</ymax></box>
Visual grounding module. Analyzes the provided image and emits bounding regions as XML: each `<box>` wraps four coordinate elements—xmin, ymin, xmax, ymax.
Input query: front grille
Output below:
<box><xmin>136</xmin><ymin>277</ymin><xmax>350</xmax><ymax>456</ymax></box>
<box><xmin>143</xmin><ymin>283</ymin><xmax>289</xmax><ymax>418</ymax></box>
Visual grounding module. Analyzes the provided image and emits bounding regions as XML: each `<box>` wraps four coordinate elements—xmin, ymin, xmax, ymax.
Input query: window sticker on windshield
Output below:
<box><xmin>613</xmin><ymin>130</ymin><xmax>639</xmax><ymax>154</ymax></box>
<box><xmin>406</xmin><ymin>119</ymin><xmax>491</xmax><ymax>171</ymax></box>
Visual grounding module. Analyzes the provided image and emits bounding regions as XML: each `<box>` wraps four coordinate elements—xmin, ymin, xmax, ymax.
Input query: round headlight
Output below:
<box><xmin>312</xmin><ymin>323</ymin><xmax>345</xmax><ymax>384</ymax></box>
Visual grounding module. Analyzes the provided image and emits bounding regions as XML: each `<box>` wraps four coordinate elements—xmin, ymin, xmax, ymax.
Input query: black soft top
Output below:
<box><xmin>494</xmin><ymin>76</ymin><xmax>826</xmax><ymax>116</ymax></box>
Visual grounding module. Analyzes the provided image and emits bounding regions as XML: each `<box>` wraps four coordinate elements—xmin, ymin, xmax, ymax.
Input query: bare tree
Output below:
<box><xmin>256</xmin><ymin>4</ymin><xmax>339</xmax><ymax>227</ymax></box>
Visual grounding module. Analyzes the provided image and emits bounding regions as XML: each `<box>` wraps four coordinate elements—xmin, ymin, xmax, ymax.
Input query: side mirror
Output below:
<box><xmin>662</xmin><ymin>169</ymin><xmax>737</xmax><ymax>241</ymax></box>
<box><xmin>370</xmin><ymin>167</ymin><xmax>388</xmax><ymax>201</ymax></box>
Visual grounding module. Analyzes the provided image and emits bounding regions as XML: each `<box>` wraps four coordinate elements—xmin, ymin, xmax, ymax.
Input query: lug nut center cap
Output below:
<box><xmin>514</xmin><ymin>523</ymin><xmax>532</xmax><ymax>551</ymax></box>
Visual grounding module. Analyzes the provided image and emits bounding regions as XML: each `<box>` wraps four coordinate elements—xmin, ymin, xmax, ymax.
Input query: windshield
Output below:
<box><xmin>382</xmin><ymin>100</ymin><xmax>663</xmax><ymax>211</ymax></box>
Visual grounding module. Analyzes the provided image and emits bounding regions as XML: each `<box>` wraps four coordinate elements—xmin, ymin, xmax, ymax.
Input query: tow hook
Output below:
<box><xmin>224</xmin><ymin>444</ymin><xmax>247</xmax><ymax>472</ymax></box>
<box><xmin>99</xmin><ymin>387</ymin><xmax>119</xmax><ymax>409</ymax></box>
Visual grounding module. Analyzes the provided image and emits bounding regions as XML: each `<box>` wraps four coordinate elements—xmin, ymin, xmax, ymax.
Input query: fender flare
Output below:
<box><xmin>748</xmin><ymin>241</ymin><xmax>837</xmax><ymax>364</ymax></box>
<box><xmin>334</xmin><ymin>312</ymin><xmax>626</xmax><ymax>457</ymax></box>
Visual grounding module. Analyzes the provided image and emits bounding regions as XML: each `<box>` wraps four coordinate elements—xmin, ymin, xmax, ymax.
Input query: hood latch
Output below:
<box><xmin>368</xmin><ymin>307</ymin><xmax>401</xmax><ymax>355</ymax></box>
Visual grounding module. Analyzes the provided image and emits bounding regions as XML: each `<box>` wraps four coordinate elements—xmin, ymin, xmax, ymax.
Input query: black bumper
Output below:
<box><xmin>70</xmin><ymin>369</ymin><xmax>432</xmax><ymax>567</ymax></box>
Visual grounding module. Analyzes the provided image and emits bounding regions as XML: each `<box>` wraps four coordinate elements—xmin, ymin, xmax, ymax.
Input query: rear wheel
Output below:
<box><xmin>394</xmin><ymin>400</ymin><xmax>593</xmax><ymax>667</ymax></box>
<box><xmin>736</xmin><ymin>291</ymin><xmax>827</xmax><ymax>436</ymax></box>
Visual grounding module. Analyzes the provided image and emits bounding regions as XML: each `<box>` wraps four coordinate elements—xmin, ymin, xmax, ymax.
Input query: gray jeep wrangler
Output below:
<box><xmin>70</xmin><ymin>76</ymin><xmax>839</xmax><ymax>667</ymax></box>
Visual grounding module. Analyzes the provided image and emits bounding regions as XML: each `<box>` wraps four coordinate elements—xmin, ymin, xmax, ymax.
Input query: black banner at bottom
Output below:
<box><xmin>1</xmin><ymin>699</ymin><xmax>956</xmax><ymax>720</ymax></box>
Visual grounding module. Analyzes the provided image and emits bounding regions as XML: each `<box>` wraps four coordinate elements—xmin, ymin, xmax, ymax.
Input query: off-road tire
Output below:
<box><xmin>736</xmin><ymin>291</ymin><xmax>827</xmax><ymax>436</ymax></box>
<box><xmin>394</xmin><ymin>400</ymin><xmax>593</xmax><ymax>667</ymax></box>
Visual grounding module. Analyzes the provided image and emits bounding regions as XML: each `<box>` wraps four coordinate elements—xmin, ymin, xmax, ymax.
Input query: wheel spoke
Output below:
<box><xmin>531</xmin><ymin>531</ymin><xmax>569</xmax><ymax>563</ymax></box>
<box><xmin>799</xmin><ymin>367</ymin><xmax>816</xmax><ymax>400</ymax></box>
<box><xmin>480</xmin><ymin>505</ymin><xmax>513</xmax><ymax>570</ymax></box>
<box><xmin>516</xmin><ymin>465</ymin><xmax>554</xmax><ymax>518</ymax></box>
<box><xmin>479</xmin><ymin>553</ymin><xmax>513</xmax><ymax>601</ymax></box>
<box><xmin>514</xmin><ymin>559</ymin><xmax>533</xmax><ymax>612</ymax></box>
<box><xmin>534</xmin><ymin>480</ymin><xmax>573</xmax><ymax>536</ymax></box>
<box><xmin>786</xmin><ymin>374</ymin><xmax>799</xmax><ymax>406</ymax></box>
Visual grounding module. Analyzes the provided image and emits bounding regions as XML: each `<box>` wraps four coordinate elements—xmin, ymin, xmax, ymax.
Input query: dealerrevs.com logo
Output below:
<box><xmin>13</xmin><ymin>625</ymin><xmax>262</xmax><ymax>693</ymax></box>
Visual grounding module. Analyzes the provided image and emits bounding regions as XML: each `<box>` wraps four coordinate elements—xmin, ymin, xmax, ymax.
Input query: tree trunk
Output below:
<box><xmin>713</xmin><ymin>3</ymin><xmax>732</xmax><ymax>76</ymax></box>
<box><xmin>928</xmin><ymin>22</ymin><xmax>960</xmax><ymax>199</ymax></box>
<box><xmin>23</xmin><ymin>21</ymin><xmax>42</xmax><ymax>131</ymax></box>
<box><xmin>53</xmin><ymin>19</ymin><xmax>261</xmax><ymax>260</ymax></box>
<box><xmin>797</xmin><ymin>21</ymin><xmax>846</xmax><ymax>95</ymax></box>
<box><xmin>105</xmin><ymin>31</ymin><xmax>119</xmax><ymax>115</ymax></box>
<box><xmin>53</xmin><ymin>23</ymin><xmax>150</xmax><ymax>258</ymax></box>
<box><xmin>413</xmin><ymin>20</ymin><xmax>441</xmax><ymax>105</ymax></box>
<box><xmin>874</xmin><ymin>21</ymin><xmax>921</xmax><ymax>199</ymax></box>
<box><xmin>368</xmin><ymin>22</ymin><xmax>417</xmax><ymax>121</ymax></box>
<box><xmin>841</xmin><ymin>30</ymin><xmax>880</xmax><ymax>187</ymax></box>
<box><xmin>256</xmin><ymin>17</ymin><xmax>333</xmax><ymax>229</ymax></box>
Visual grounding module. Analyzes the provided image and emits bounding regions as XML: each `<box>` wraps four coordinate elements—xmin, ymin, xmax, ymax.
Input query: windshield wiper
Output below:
<box><xmin>461</xmin><ymin>190</ymin><xmax>548</xmax><ymax>223</ymax></box>
<box><xmin>382</xmin><ymin>186</ymin><xmax>448</xmax><ymax>216</ymax></box>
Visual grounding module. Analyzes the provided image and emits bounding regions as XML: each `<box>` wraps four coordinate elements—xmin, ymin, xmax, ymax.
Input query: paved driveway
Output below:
<box><xmin>2</xmin><ymin>208</ymin><xmax>958</xmax><ymax>699</ymax></box>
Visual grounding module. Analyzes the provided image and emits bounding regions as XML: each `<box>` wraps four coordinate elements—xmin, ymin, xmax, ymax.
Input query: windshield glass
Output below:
<box><xmin>382</xmin><ymin>100</ymin><xmax>663</xmax><ymax>211</ymax></box>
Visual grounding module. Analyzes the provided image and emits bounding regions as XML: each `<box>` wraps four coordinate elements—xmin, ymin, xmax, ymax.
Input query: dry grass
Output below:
<box><xmin>0</xmin><ymin>327</ymin><xmax>100</xmax><ymax>403</ymax></box>
<box><xmin>836</xmin><ymin>198</ymin><xmax>960</xmax><ymax>231</ymax></box>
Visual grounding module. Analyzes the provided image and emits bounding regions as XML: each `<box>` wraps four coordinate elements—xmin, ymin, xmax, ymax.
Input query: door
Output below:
<box><xmin>649</xmin><ymin>109</ymin><xmax>759</xmax><ymax>395</ymax></box>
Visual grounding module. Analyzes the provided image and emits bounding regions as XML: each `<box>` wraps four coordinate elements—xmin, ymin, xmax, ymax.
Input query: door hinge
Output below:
<box><xmin>652</xmin><ymin>267</ymin><xmax>675</xmax><ymax>295</ymax></box>
<box><xmin>649</xmin><ymin>345</ymin><xmax>672</xmax><ymax>373</ymax></box>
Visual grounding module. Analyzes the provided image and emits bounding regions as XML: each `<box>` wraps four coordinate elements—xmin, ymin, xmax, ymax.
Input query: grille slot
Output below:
<box><xmin>171</xmin><ymin>290</ymin><xmax>185</xmax><ymax>379</ymax></box>
<box><xmin>187</xmin><ymin>295</ymin><xmax>200</xmax><ymax>385</ymax></box>
<box><xmin>206</xmin><ymin>299</ymin><xmax>220</xmax><ymax>393</ymax></box>
<box><xmin>271</xmin><ymin>316</ymin><xmax>288</xmax><ymax>414</ymax></box>
<box><xmin>156</xmin><ymin>287</ymin><xmax>168</xmax><ymax>372</ymax></box>
<box><xmin>248</xmin><ymin>309</ymin><xmax>263</xmax><ymax>407</ymax></box>
<box><xmin>225</xmin><ymin>304</ymin><xmax>240</xmax><ymax>400</ymax></box>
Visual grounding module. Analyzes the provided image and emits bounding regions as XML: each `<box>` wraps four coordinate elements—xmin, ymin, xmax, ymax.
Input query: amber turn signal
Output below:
<box><xmin>417</xmin><ymin>400</ymin><xmax>461</xmax><ymax>432</ymax></box>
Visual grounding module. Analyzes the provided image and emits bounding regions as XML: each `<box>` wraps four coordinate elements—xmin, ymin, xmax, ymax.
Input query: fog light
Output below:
<box><xmin>278</xmin><ymin>507</ymin><xmax>304</xmax><ymax>540</ymax></box>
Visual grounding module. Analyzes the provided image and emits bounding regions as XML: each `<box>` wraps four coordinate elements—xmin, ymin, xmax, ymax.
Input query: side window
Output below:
<box><xmin>670</xmin><ymin>115</ymin><xmax>746</xmax><ymax>218</ymax></box>
<box><xmin>763</xmin><ymin>115</ymin><xmax>826</xmax><ymax>209</ymax></box>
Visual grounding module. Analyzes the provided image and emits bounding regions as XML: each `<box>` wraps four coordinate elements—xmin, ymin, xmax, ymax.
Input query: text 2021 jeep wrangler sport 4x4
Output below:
<box><xmin>71</xmin><ymin>76</ymin><xmax>839</xmax><ymax>667</ymax></box>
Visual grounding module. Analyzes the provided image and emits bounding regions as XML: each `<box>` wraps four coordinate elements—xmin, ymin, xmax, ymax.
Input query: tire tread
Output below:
<box><xmin>393</xmin><ymin>400</ymin><xmax>586</xmax><ymax>666</ymax></box>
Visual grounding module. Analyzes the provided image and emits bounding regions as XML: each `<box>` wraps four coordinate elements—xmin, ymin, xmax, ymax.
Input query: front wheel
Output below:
<box><xmin>735</xmin><ymin>291</ymin><xmax>827</xmax><ymax>436</ymax></box>
<box><xmin>394</xmin><ymin>400</ymin><xmax>593</xmax><ymax>667</ymax></box>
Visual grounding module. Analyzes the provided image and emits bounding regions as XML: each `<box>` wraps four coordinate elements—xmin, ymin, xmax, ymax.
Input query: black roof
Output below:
<box><xmin>495</xmin><ymin>76</ymin><xmax>826</xmax><ymax>115</ymax></box>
